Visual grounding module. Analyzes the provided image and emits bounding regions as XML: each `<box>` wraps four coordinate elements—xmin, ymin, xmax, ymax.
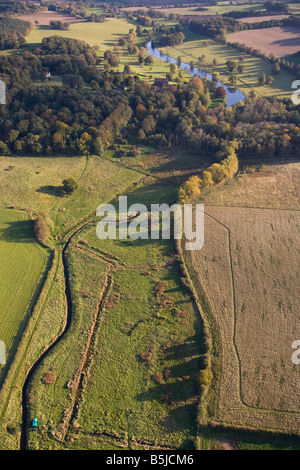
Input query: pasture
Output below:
<box><xmin>122</xmin><ymin>3</ymin><xmax>265</xmax><ymax>16</ymax></box>
<box><xmin>0</xmin><ymin>209</ymin><xmax>48</xmax><ymax>379</ymax></box>
<box><xmin>160</xmin><ymin>27</ymin><xmax>295</xmax><ymax>100</ymax></box>
<box><xmin>27</xmin><ymin>187</ymin><xmax>204</xmax><ymax>450</ymax></box>
<box><xmin>25</xmin><ymin>19</ymin><xmax>133</xmax><ymax>50</ymax></box>
<box><xmin>0</xmin><ymin>155</ymin><xmax>153</xmax><ymax>235</ymax></box>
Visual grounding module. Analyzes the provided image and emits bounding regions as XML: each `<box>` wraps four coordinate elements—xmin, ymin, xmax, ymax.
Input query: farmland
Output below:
<box><xmin>0</xmin><ymin>209</ymin><xmax>48</xmax><ymax>382</ymax></box>
<box><xmin>0</xmin><ymin>0</ymin><xmax>300</xmax><ymax>452</ymax></box>
<box><xmin>159</xmin><ymin>27</ymin><xmax>295</xmax><ymax>99</ymax></box>
<box><xmin>227</xmin><ymin>26</ymin><xmax>300</xmax><ymax>58</ymax></box>
<box><xmin>27</xmin><ymin>227</ymin><xmax>203</xmax><ymax>450</ymax></box>
<box><xmin>122</xmin><ymin>3</ymin><xmax>265</xmax><ymax>16</ymax></box>
<box><xmin>17</xmin><ymin>11</ymin><xmax>86</xmax><ymax>25</ymax></box>
<box><xmin>237</xmin><ymin>15</ymin><xmax>290</xmax><ymax>23</ymax></box>
<box><xmin>0</xmin><ymin>147</ymin><xmax>207</xmax><ymax>450</ymax></box>
<box><xmin>184</xmin><ymin>163</ymin><xmax>300</xmax><ymax>436</ymax></box>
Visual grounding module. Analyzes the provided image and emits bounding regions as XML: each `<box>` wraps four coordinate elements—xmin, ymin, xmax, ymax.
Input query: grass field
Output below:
<box><xmin>0</xmin><ymin>154</ymin><xmax>163</xmax><ymax>235</ymax></box>
<box><xmin>13</xmin><ymin>16</ymin><xmax>191</xmax><ymax>84</ymax></box>
<box><xmin>0</xmin><ymin>209</ymin><xmax>48</xmax><ymax>378</ymax></box>
<box><xmin>25</xmin><ymin>18</ymin><xmax>134</xmax><ymax>50</ymax></box>
<box><xmin>201</xmin><ymin>162</ymin><xmax>300</xmax><ymax>209</ymax></box>
<box><xmin>0</xmin><ymin>147</ymin><xmax>207</xmax><ymax>449</ymax></box>
<box><xmin>122</xmin><ymin>3</ymin><xmax>265</xmax><ymax>16</ymax></box>
<box><xmin>26</xmin><ymin>185</ymin><xmax>204</xmax><ymax>449</ymax></box>
<box><xmin>159</xmin><ymin>27</ymin><xmax>296</xmax><ymax>100</ymax></box>
<box><xmin>184</xmin><ymin>163</ymin><xmax>300</xmax><ymax>434</ymax></box>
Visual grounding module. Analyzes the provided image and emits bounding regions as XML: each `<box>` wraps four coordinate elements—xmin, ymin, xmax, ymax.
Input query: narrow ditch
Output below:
<box><xmin>65</xmin><ymin>269</ymin><xmax>112</xmax><ymax>438</ymax></box>
<box><xmin>20</xmin><ymin>222</ymin><xmax>90</xmax><ymax>450</ymax></box>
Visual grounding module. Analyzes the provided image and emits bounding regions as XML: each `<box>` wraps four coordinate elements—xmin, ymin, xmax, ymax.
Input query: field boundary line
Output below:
<box><xmin>204</xmin><ymin>208</ymin><xmax>300</xmax><ymax>418</ymax></box>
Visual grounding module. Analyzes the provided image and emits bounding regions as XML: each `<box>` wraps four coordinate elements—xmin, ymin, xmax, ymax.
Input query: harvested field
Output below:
<box><xmin>202</xmin><ymin>163</ymin><xmax>300</xmax><ymax>210</ymax></box>
<box><xmin>227</xmin><ymin>26</ymin><xmax>300</xmax><ymax>58</ymax></box>
<box><xmin>17</xmin><ymin>11</ymin><xmax>86</xmax><ymax>25</ymax></box>
<box><xmin>185</xmin><ymin>163</ymin><xmax>300</xmax><ymax>433</ymax></box>
<box><xmin>186</xmin><ymin>206</ymin><xmax>300</xmax><ymax>431</ymax></box>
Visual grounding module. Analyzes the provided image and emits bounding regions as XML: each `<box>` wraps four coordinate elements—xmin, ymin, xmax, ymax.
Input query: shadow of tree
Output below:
<box><xmin>0</xmin><ymin>219</ymin><xmax>35</xmax><ymax>243</ymax></box>
<box><xmin>36</xmin><ymin>184</ymin><xmax>64</xmax><ymax>197</ymax></box>
<box><xmin>136</xmin><ymin>335</ymin><xmax>204</xmax><ymax>408</ymax></box>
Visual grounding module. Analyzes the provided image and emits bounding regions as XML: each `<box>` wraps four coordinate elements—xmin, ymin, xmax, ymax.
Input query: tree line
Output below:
<box><xmin>1</xmin><ymin>36</ymin><xmax>300</xmax><ymax>163</ymax></box>
<box><xmin>0</xmin><ymin>17</ymin><xmax>32</xmax><ymax>50</ymax></box>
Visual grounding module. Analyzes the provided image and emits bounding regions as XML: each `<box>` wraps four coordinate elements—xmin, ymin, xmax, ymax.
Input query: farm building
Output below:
<box><xmin>154</xmin><ymin>78</ymin><xmax>169</xmax><ymax>87</ymax></box>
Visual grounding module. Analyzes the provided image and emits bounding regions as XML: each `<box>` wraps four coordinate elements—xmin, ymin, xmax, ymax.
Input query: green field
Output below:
<box><xmin>0</xmin><ymin>209</ymin><xmax>48</xmax><ymax>376</ymax></box>
<box><xmin>159</xmin><ymin>27</ymin><xmax>295</xmax><ymax>100</ymax></box>
<box><xmin>0</xmin><ymin>5</ymin><xmax>299</xmax><ymax>451</ymax></box>
<box><xmin>0</xmin><ymin>148</ymin><xmax>201</xmax><ymax>449</ymax></box>
<box><xmin>0</xmin><ymin>154</ymin><xmax>164</xmax><ymax>236</ymax></box>
<box><xmin>27</xmin><ymin>203</ymin><xmax>203</xmax><ymax>450</ymax></box>
<box><xmin>124</xmin><ymin>3</ymin><xmax>265</xmax><ymax>16</ymax></box>
<box><xmin>26</xmin><ymin>18</ymin><xmax>132</xmax><ymax>50</ymax></box>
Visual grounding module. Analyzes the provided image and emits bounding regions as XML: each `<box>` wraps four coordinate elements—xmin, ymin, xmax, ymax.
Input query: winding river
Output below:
<box><xmin>147</xmin><ymin>41</ymin><xmax>245</xmax><ymax>107</ymax></box>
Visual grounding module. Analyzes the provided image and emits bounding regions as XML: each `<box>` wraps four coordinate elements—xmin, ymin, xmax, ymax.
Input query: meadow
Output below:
<box><xmin>0</xmin><ymin>209</ymin><xmax>48</xmax><ymax>381</ymax></box>
<box><xmin>26</xmin><ymin>179</ymin><xmax>204</xmax><ymax>450</ymax></box>
<box><xmin>0</xmin><ymin>145</ymin><xmax>206</xmax><ymax>449</ymax></box>
<box><xmin>122</xmin><ymin>3</ymin><xmax>265</xmax><ymax>16</ymax></box>
<box><xmin>159</xmin><ymin>27</ymin><xmax>296</xmax><ymax>100</ymax></box>
<box><xmin>0</xmin><ymin>6</ymin><xmax>300</xmax><ymax>451</ymax></box>
<box><xmin>0</xmin><ymin>154</ymin><xmax>157</xmax><ymax>235</ymax></box>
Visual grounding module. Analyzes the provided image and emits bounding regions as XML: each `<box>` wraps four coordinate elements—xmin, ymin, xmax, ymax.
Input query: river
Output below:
<box><xmin>147</xmin><ymin>41</ymin><xmax>245</xmax><ymax>107</ymax></box>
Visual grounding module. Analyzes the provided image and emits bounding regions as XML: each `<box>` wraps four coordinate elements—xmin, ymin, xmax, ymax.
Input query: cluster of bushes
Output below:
<box><xmin>178</xmin><ymin>142</ymin><xmax>239</xmax><ymax>202</ymax></box>
<box><xmin>34</xmin><ymin>213</ymin><xmax>54</xmax><ymax>246</ymax></box>
<box><xmin>157</xmin><ymin>31</ymin><xmax>185</xmax><ymax>47</ymax></box>
<box><xmin>49</xmin><ymin>20</ymin><xmax>70</xmax><ymax>30</ymax></box>
<box><xmin>0</xmin><ymin>1</ymin><xmax>46</xmax><ymax>17</ymax></box>
<box><xmin>111</xmin><ymin>145</ymin><xmax>141</xmax><ymax>158</ymax></box>
<box><xmin>45</xmin><ymin>0</ymin><xmax>95</xmax><ymax>20</ymax></box>
<box><xmin>0</xmin><ymin>31</ymin><xmax>26</xmax><ymax>50</ymax></box>
<box><xmin>0</xmin><ymin>17</ymin><xmax>31</xmax><ymax>50</ymax></box>
<box><xmin>175</xmin><ymin>237</ymin><xmax>213</xmax><ymax>427</ymax></box>
<box><xmin>36</xmin><ymin>36</ymin><xmax>99</xmax><ymax>60</ymax></box>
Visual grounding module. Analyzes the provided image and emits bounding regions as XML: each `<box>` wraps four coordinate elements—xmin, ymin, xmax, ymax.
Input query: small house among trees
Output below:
<box><xmin>154</xmin><ymin>78</ymin><xmax>169</xmax><ymax>87</ymax></box>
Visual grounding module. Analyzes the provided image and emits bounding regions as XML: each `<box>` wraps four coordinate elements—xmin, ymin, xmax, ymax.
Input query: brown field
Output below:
<box><xmin>202</xmin><ymin>162</ymin><xmax>300</xmax><ymax>210</ymax></box>
<box><xmin>185</xmin><ymin>163</ymin><xmax>300</xmax><ymax>433</ymax></box>
<box><xmin>17</xmin><ymin>11</ymin><xmax>86</xmax><ymax>25</ymax></box>
<box><xmin>237</xmin><ymin>15</ymin><xmax>289</xmax><ymax>23</ymax></box>
<box><xmin>183</xmin><ymin>14</ymin><xmax>220</xmax><ymax>20</ymax></box>
<box><xmin>228</xmin><ymin>26</ymin><xmax>300</xmax><ymax>58</ymax></box>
